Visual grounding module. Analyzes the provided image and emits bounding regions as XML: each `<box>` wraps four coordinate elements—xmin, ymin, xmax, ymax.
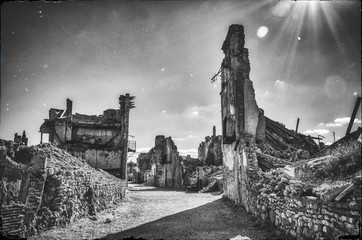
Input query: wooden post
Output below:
<box><xmin>295</xmin><ymin>118</ymin><xmax>300</xmax><ymax>133</ymax></box>
<box><xmin>346</xmin><ymin>96</ymin><xmax>361</xmax><ymax>136</ymax></box>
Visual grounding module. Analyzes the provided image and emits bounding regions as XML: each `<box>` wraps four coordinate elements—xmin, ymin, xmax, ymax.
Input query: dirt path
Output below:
<box><xmin>31</xmin><ymin>183</ymin><xmax>291</xmax><ymax>240</ymax></box>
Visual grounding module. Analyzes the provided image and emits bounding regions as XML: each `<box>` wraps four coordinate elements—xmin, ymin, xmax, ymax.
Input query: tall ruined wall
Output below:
<box><xmin>144</xmin><ymin>136</ymin><xmax>183</xmax><ymax>189</ymax></box>
<box><xmin>219</xmin><ymin>24</ymin><xmax>361</xmax><ymax>240</ymax></box>
<box><xmin>220</xmin><ymin>25</ymin><xmax>265</xmax><ymax>142</ymax></box>
<box><xmin>198</xmin><ymin>135</ymin><xmax>223</xmax><ymax>166</ymax></box>
<box><xmin>137</xmin><ymin>153</ymin><xmax>151</xmax><ymax>171</ymax></box>
<box><xmin>0</xmin><ymin>140</ymin><xmax>126</xmax><ymax>238</ymax></box>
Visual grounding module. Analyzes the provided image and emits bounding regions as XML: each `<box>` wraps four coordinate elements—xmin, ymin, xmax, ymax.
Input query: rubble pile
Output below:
<box><xmin>182</xmin><ymin>156</ymin><xmax>203</xmax><ymax>178</ymax></box>
<box><xmin>264</xmin><ymin>117</ymin><xmax>319</xmax><ymax>156</ymax></box>
<box><xmin>0</xmin><ymin>140</ymin><xmax>126</xmax><ymax>237</ymax></box>
<box><xmin>199</xmin><ymin>165</ymin><xmax>224</xmax><ymax>193</ymax></box>
<box><xmin>248</xmin><ymin>130</ymin><xmax>361</xmax><ymax>239</ymax></box>
<box><xmin>254</xmin><ymin>169</ymin><xmax>291</xmax><ymax>197</ymax></box>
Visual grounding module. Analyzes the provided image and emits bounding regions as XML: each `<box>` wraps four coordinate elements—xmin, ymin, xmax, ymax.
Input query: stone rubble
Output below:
<box><xmin>1</xmin><ymin>140</ymin><xmax>126</xmax><ymax>238</ymax></box>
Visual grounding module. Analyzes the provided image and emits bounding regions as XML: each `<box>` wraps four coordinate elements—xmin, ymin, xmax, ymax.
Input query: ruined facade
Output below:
<box><xmin>219</xmin><ymin>25</ymin><xmax>361</xmax><ymax>239</ymax></box>
<box><xmin>136</xmin><ymin>136</ymin><xmax>183</xmax><ymax>188</ymax></box>
<box><xmin>14</xmin><ymin>130</ymin><xmax>28</xmax><ymax>146</ymax></box>
<box><xmin>39</xmin><ymin>94</ymin><xmax>135</xmax><ymax>178</ymax></box>
<box><xmin>198</xmin><ymin>126</ymin><xmax>222</xmax><ymax>166</ymax></box>
<box><xmin>0</xmin><ymin>140</ymin><xmax>126</xmax><ymax>237</ymax></box>
<box><xmin>220</xmin><ymin>25</ymin><xmax>265</xmax><ymax>144</ymax></box>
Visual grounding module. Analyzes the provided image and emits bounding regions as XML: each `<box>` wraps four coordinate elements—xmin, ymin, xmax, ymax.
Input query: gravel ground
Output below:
<box><xmin>31</xmin><ymin>183</ymin><xmax>292</xmax><ymax>240</ymax></box>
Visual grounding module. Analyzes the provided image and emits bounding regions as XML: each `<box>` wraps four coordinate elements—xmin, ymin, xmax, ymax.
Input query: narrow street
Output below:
<box><xmin>32</xmin><ymin>184</ymin><xmax>289</xmax><ymax>240</ymax></box>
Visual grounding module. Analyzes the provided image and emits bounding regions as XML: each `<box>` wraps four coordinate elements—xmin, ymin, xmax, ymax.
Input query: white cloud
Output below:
<box><xmin>173</xmin><ymin>135</ymin><xmax>199</xmax><ymax>141</ymax></box>
<box><xmin>314</xmin><ymin>129</ymin><xmax>330</xmax><ymax>135</ymax></box>
<box><xmin>178</xmin><ymin>148</ymin><xmax>198</xmax><ymax>158</ymax></box>
<box><xmin>136</xmin><ymin>147</ymin><xmax>152</xmax><ymax>153</ymax></box>
<box><xmin>303</xmin><ymin>130</ymin><xmax>314</xmax><ymax>135</ymax></box>
<box><xmin>324</xmin><ymin>117</ymin><xmax>362</xmax><ymax>128</ymax></box>
<box><xmin>335</xmin><ymin>117</ymin><xmax>352</xmax><ymax>124</ymax></box>
<box><xmin>303</xmin><ymin>129</ymin><xmax>329</xmax><ymax>135</ymax></box>
<box><xmin>275</xmin><ymin>79</ymin><xmax>286</xmax><ymax>89</ymax></box>
<box><xmin>325</xmin><ymin>122</ymin><xmax>343</xmax><ymax>127</ymax></box>
<box><xmin>161</xmin><ymin>110</ymin><xmax>167</xmax><ymax>113</ymax></box>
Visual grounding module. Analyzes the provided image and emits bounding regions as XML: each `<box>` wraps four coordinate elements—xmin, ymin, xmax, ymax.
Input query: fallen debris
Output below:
<box><xmin>0</xmin><ymin>140</ymin><xmax>126</xmax><ymax>237</ymax></box>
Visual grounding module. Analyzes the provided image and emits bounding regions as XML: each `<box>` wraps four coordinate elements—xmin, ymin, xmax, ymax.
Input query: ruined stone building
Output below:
<box><xmin>14</xmin><ymin>130</ymin><xmax>28</xmax><ymax>146</ymax></box>
<box><xmin>218</xmin><ymin>25</ymin><xmax>361</xmax><ymax>239</ymax></box>
<box><xmin>39</xmin><ymin>94</ymin><xmax>135</xmax><ymax>178</ymax></box>
<box><xmin>135</xmin><ymin>135</ymin><xmax>183</xmax><ymax>188</ymax></box>
<box><xmin>0</xmin><ymin>140</ymin><xmax>126</xmax><ymax>237</ymax></box>
<box><xmin>198</xmin><ymin>126</ymin><xmax>222</xmax><ymax>166</ymax></box>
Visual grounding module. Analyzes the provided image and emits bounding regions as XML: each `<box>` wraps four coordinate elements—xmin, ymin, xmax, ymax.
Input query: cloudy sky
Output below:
<box><xmin>1</xmin><ymin>0</ymin><xmax>360</xmax><ymax>160</ymax></box>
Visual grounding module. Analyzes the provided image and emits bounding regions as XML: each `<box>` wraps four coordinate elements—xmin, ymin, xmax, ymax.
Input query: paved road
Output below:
<box><xmin>33</xmin><ymin>183</ymin><xmax>290</xmax><ymax>240</ymax></box>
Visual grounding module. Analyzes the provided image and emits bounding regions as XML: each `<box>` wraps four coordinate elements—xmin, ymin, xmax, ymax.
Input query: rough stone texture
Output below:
<box><xmin>219</xmin><ymin>24</ymin><xmax>361</xmax><ymax>240</ymax></box>
<box><xmin>198</xmin><ymin>133</ymin><xmax>223</xmax><ymax>166</ymax></box>
<box><xmin>222</xmin><ymin>142</ymin><xmax>361</xmax><ymax>239</ymax></box>
<box><xmin>220</xmin><ymin>25</ymin><xmax>265</xmax><ymax>142</ymax></box>
<box><xmin>0</xmin><ymin>140</ymin><xmax>126</xmax><ymax>238</ymax></box>
<box><xmin>136</xmin><ymin>136</ymin><xmax>183</xmax><ymax>189</ymax></box>
<box><xmin>39</xmin><ymin>96</ymin><xmax>134</xmax><ymax>179</ymax></box>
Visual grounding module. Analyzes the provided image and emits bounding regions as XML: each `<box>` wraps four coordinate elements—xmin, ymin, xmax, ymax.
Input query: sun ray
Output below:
<box><xmin>319</xmin><ymin>2</ymin><xmax>349</xmax><ymax>65</ymax></box>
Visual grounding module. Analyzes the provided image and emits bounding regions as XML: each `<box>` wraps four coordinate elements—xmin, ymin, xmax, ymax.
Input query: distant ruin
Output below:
<box><xmin>134</xmin><ymin>135</ymin><xmax>183</xmax><ymax>188</ymax></box>
<box><xmin>39</xmin><ymin>94</ymin><xmax>135</xmax><ymax>178</ymax></box>
<box><xmin>198</xmin><ymin>126</ymin><xmax>223</xmax><ymax>166</ymax></box>
<box><xmin>14</xmin><ymin>131</ymin><xmax>28</xmax><ymax>146</ymax></box>
<box><xmin>218</xmin><ymin>24</ymin><xmax>361</xmax><ymax>239</ymax></box>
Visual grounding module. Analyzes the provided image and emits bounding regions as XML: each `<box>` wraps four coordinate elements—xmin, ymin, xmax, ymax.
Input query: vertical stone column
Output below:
<box><xmin>119</xmin><ymin>94</ymin><xmax>135</xmax><ymax>180</ymax></box>
<box><xmin>220</xmin><ymin>24</ymin><xmax>265</xmax><ymax>141</ymax></box>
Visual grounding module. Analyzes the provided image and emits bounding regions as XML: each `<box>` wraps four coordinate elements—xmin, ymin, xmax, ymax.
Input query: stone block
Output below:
<box><xmin>348</xmin><ymin>217</ymin><xmax>356</xmax><ymax>224</ymax></box>
<box><xmin>314</xmin><ymin>224</ymin><xmax>319</xmax><ymax>232</ymax></box>
<box><xmin>346</xmin><ymin>223</ymin><xmax>356</xmax><ymax>230</ymax></box>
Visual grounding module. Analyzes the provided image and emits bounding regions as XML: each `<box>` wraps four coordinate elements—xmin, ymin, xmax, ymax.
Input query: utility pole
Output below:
<box><xmin>119</xmin><ymin>93</ymin><xmax>135</xmax><ymax>180</ymax></box>
<box><xmin>333</xmin><ymin>132</ymin><xmax>335</xmax><ymax>143</ymax></box>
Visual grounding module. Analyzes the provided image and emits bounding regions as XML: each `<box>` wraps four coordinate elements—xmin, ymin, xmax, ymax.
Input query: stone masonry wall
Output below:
<box><xmin>222</xmin><ymin>141</ymin><xmax>361</xmax><ymax>239</ymax></box>
<box><xmin>1</xmin><ymin>141</ymin><xmax>126</xmax><ymax>238</ymax></box>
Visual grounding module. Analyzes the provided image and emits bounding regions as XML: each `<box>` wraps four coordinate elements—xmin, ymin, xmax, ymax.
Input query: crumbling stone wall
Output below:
<box><xmin>219</xmin><ymin>24</ymin><xmax>361</xmax><ymax>240</ymax></box>
<box><xmin>67</xmin><ymin>146</ymin><xmax>123</xmax><ymax>171</ymax></box>
<box><xmin>222</xmin><ymin>141</ymin><xmax>361</xmax><ymax>239</ymax></box>
<box><xmin>220</xmin><ymin>25</ymin><xmax>265</xmax><ymax>143</ymax></box>
<box><xmin>0</xmin><ymin>140</ymin><xmax>126</xmax><ymax>237</ymax></box>
<box><xmin>39</xmin><ymin>97</ymin><xmax>132</xmax><ymax>179</ymax></box>
<box><xmin>198</xmin><ymin>133</ymin><xmax>223</xmax><ymax>166</ymax></box>
<box><xmin>140</xmin><ymin>136</ymin><xmax>183</xmax><ymax>188</ymax></box>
